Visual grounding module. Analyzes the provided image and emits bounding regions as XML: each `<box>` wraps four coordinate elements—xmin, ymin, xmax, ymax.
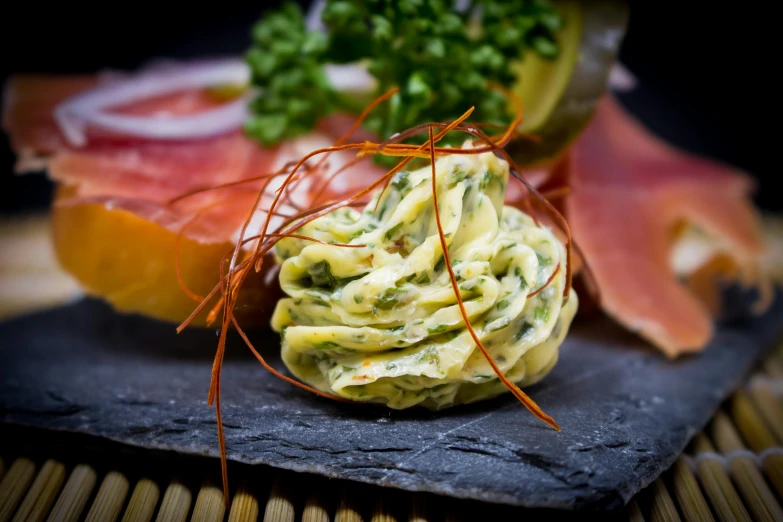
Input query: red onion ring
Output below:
<box><xmin>53</xmin><ymin>57</ymin><xmax>375</xmax><ymax>147</ymax></box>
<box><xmin>609</xmin><ymin>63</ymin><xmax>637</xmax><ymax>92</ymax></box>
<box><xmin>54</xmin><ymin>59</ymin><xmax>251</xmax><ymax>146</ymax></box>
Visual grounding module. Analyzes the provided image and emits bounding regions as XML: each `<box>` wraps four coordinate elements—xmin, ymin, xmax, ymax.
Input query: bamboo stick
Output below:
<box><xmin>189</xmin><ymin>482</ymin><xmax>225</xmax><ymax>522</ymax></box>
<box><xmin>762</xmin><ymin>354</ymin><xmax>783</xmax><ymax>379</ymax></box>
<box><xmin>728</xmin><ymin>388</ymin><xmax>783</xmax><ymax>497</ymax></box>
<box><xmin>710</xmin><ymin>411</ymin><xmax>783</xmax><ymax>522</ymax></box>
<box><xmin>370</xmin><ymin>492</ymin><xmax>397</xmax><ymax>522</ymax></box>
<box><xmin>301</xmin><ymin>490</ymin><xmax>329</xmax><ymax>522</ymax></box>
<box><xmin>334</xmin><ymin>487</ymin><xmax>363</xmax><ymax>522</ymax></box>
<box><xmin>227</xmin><ymin>485</ymin><xmax>259</xmax><ymax>522</ymax></box>
<box><xmin>627</xmin><ymin>497</ymin><xmax>645</xmax><ymax>522</ymax></box>
<box><xmin>154</xmin><ymin>479</ymin><xmax>192</xmax><ymax>522</ymax></box>
<box><xmin>710</xmin><ymin>411</ymin><xmax>746</xmax><ymax>452</ymax></box>
<box><xmin>729</xmin><ymin>391</ymin><xmax>777</xmax><ymax>451</ymax></box>
<box><xmin>760</xmin><ymin>453</ymin><xmax>783</xmax><ymax>501</ymax></box>
<box><xmin>121</xmin><ymin>478</ymin><xmax>160</xmax><ymax>522</ymax></box>
<box><xmin>669</xmin><ymin>458</ymin><xmax>713</xmax><ymax>522</ymax></box>
<box><xmin>46</xmin><ymin>464</ymin><xmax>96</xmax><ymax>522</ymax></box>
<box><xmin>648</xmin><ymin>477</ymin><xmax>681</xmax><ymax>522</ymax></box>
<box><xmin>11</xmin><ymin>459</ymin><xmax>66</xmax><ymax>522</ymax></box>
<box><xmin>689</xmin><ymin>434</ymin><xmax>751</xmax><ymax>522</ymax></box>
<box><xmin>749</xmin><ymin>379</ymin><xmax>783</xmax><ymax>443</ymax></box>
<box><xmin>408</xmin><ymin>493</ymin><xmax>429</xmax><ymax>522</ymax></box>
<box><xmin>725</xmin><ymin>450</ymin><xmax>783</xmax><ymax>522</ymax></box>
<box><xmin>0</xmin><ymin>458</ymin><xmax>36</xmax><ymax>522</ymax></box>
<box><xmin>84</xmin><ymin>471</ymin><xmax>130</xmax><ymax>522</ymax></box>
<box><xmin>263</xmin><ymin>478</ymin><xmax>294</xmax><ymax>522</ymax></box>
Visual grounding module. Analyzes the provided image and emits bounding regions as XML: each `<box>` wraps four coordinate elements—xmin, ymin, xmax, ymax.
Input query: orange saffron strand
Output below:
<box><xmin>208</xmin><ymin>165</ymin><xmax>284</xmax><ymax>406</ymax></box>
<box><xmin>333</xmin><ymin>89</ymin><xmax>400</xmax><ymax>148</ymax></box>
<box><xmin>231</xmin><ymin>317</ymin><xmax>357</xmax><ymax>404</ymax></box>
<box><xmin>205</xmin><ymin>142</ymin><xmax>401</xmax><ymax>489</ymax></box>
<box><xmin>167</xmin><ymin>168</ymin><xmax>290</xmax><ymax>205</ymax></box>
<box><xmin>488</xmin><ymin>82</ymin><xmax>524</xmax><ymax>147</ymax></box>
<box><xmin>443</xmin><ymin>117</ymin><xmax>573</xmax><ymax>303</ymax></box>
<box><xmin>506</xmin><ymin>163</ymin><xmax>573</xmax><ymax>301</ymax></box>
<box><xmin>174</xmin><ymin>198</ymin><xmax>230</xmax><ymax>303</ymax></box>
<box><xmin>189</xmin><ymin>83</ymin><xmax>573</xmax><ymax>503</ymax></box>
<box><xmin>213</xmin><ymin>370</ymin><xmax>228</xmax><ymax>501</ymax></box>
<box><xmin>426</xmin><ymin>125</ymin><xmax>559</xmax><ymax>432</ymax></box>
<box><xmin>287</xmin><ymin>88</ymin><xmax>400</xmax><ymax>196</ymax></box>
<box><xmin>539</xmin><ymin>186</ymin><xmax>571</xmax><ymax>202</ymax></box>
<box><xmin>372</xmin><ymin>107</ymin><xmax>476</xmax><ymax>211</ymax></box>
<box><xmin>176</xmin><ymin>282</ymin><xmax>223</xmax><ymax>334</ymax></box>
<box><xmin>528</xmin><ymin>263</ymin><xmax>561</xmax><ymax>298</ymax></box>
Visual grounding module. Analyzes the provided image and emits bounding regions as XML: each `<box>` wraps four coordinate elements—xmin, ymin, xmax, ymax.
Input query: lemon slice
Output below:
<box><xmin>511</xmin><ymin>1</ymin><xmax>583</xmax><ymax>134</ymax></box>
<box><xmin>510</xmin><ymin>0</ymin><xmax>629</xmax><ymax>166</ymax></box>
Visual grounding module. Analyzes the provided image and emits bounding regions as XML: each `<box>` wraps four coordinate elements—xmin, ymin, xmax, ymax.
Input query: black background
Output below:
<box><xmin>1</xmin><ymin>2</ymin><xmax>778</xmax><ymax>213</ymax></box>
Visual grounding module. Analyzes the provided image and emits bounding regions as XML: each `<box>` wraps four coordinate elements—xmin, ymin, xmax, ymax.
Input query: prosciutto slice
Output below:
<box><xmin>2</xmin><ymin>72</ymin><xmax>385</xmax><ymax>245</ymax></box>
<box><xmin>565</xmin><ymin>96</ymin><xmax>763</xmax><ymax>355</ymax></box>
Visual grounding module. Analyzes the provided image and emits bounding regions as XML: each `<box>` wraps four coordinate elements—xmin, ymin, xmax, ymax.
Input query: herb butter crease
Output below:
<box><xmin>271</xmin><ymin>145</ymin><xmax>577</xmax><ymax>409</ymax></box>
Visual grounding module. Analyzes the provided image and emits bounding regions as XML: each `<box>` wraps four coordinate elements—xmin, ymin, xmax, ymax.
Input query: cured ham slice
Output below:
<box><xmin>566</xmin><ymin>96</ymin><xmax>763</xmax><ymax>356</ymax></box>
<box><xmin>2</xmin><ymin>69</ymin><xmax>386</xmax><ymax>325</ymax></box>
<box><xmin>3</xmin><ymin>75</ymin><xmax>98</xmax><ymax>168</ymax></box>
<box><xmin>3</xmin><ymin>72</ymin><xmax>384</xmax><ymax>241</ymax></box>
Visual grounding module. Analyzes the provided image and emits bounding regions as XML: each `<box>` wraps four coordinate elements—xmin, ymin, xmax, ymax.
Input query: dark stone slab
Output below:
<box><xmin>1</xmin><ymin>297</ymin><xmax>781</xmax><ymax>510</ymax></box>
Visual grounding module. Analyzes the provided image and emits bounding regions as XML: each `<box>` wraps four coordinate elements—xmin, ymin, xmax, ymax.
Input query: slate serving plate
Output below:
<box><xmin>1</xmin><ymin>296</ymin><xmax>781</xmax><ymax>510</ymax></box>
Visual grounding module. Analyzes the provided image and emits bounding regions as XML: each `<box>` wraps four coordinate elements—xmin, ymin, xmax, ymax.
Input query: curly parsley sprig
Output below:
<box><xmin>244</xmin><ymin>0</ymin><xmax>562</xmax><ymax>147</ymax></box>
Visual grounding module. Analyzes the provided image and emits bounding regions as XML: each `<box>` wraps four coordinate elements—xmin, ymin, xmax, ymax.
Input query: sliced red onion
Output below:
<box><xmin>54</xmin><ymin>59</ymin><xmax>251</xmax><ymax>146</ymax></box>
<box><xmin>324</xmin><ymin>63</ymin><xmax>376</xmax><ymax>93</ymax></box>
<box><xmin>305</xmin><ymin>0</ymin><xmax>326</xmax><ymax>31</ymax></box>
<box><xmin>54</xmin><ymin>57</ymin><xmax>377</xmax><ymax>147</ymax></box>
<box><xmin>609</xmin><ymin>63</ymin><xmax>638</xmax><ymax>92</ymax></box>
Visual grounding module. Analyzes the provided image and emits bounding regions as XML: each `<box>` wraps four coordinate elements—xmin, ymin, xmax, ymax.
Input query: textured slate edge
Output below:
<box><xmin>1</xmin><ymin>296</ymin><xmax>781</xmax><ymax>510</ymax></box>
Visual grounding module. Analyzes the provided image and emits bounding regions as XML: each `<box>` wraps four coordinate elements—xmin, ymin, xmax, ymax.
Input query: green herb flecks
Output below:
<box><xmin>434</xmin><ymin>256</ymin><xmax>445</xmax><ymax>273</ymax></box>
<box><xmin>245</xmin><ymin>3</ymin><xmax>333</xmax><ymax>145</ymax></box>
<box><xmin>536</xmin><ymin>252</ymin><xmax>552</xmax><ymax>267</ymax></box>
<box><xmin>515</xmin><ymin>321</ymin><xmax>534</xmax><ymax>341</ymax></box>
<box><xmin>308</xmin><ymin>260</ymin><xmax>338</xmax><ymax>288</ymax></box>
<box><xmin>427</xmin><ymin>324</ymin><xmax>448</xmax><ymax>335</ymax></box>
<box><xmin>534</xmin><ymin>305</ymin><xmax>550</xmax><ymax>322</ymax></box>
<box><xmin>484</xmin><ymin>316</ymin><xmax>510</xmax><ymax>332</ymax></box>
<box><xmin>376</xmin><ymin>288</ymin><xmax>404</xmax><ymax>310</ymax></box>
<box><xmin>314</xmin><ymin>341</ymin><xmax>340</xmax><ymax>350</ymax></box>
<box><xmin>245</xmin><ymin>1</ymin><xmax>562</xmax><ymax>149</ymax></box>
<box><xmin>517</xmin><ymin>270</ymin><xmax>528</xmax><ymax>289</ymax></box>
<box><xmin>440</xmin><ymin>330</ymin><xmax>461</xmax><ymax>342</ymax></box>
<box><xmin>391</xmin><ymin>171</ymin><xmax>411</xmax><ymax>194</ymax></box>
<box><xmin>449</xmin><ymin>167</ymin><xmax>469</xmax><ymax>186</ymax></box>
<box><xmin>416</xmin><ymin>346</ymin><xmax>440</xmax><ymax>366</ymax></box>
<box><xmin>385</xmin><ymin>222</ymin><xmax>404</xmax><ymax>241</ymax></box>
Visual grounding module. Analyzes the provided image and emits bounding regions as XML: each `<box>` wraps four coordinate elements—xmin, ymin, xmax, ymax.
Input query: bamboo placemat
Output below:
<box><xmin>1</xmin><ymin>342</ymin><xmax>781</xmax><ymax>521</ymax></box>
<box><xmin>2</xmin><ymin>214</ymin><xmax>783</xmax><ymax>520</ymax></box>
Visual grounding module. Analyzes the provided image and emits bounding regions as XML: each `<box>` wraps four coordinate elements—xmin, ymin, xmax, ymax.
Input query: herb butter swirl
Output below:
<box><xmin>271</xmin><ymin>144</ymin><xmax>577</xmax><ymax>409</ymax></box>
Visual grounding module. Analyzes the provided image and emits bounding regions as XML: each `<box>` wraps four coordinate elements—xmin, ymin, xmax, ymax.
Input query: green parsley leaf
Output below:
<box><xmin>245</xmin><ymin>0</ymin><xmax>562</xmax><ymax>148</ymax></box>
